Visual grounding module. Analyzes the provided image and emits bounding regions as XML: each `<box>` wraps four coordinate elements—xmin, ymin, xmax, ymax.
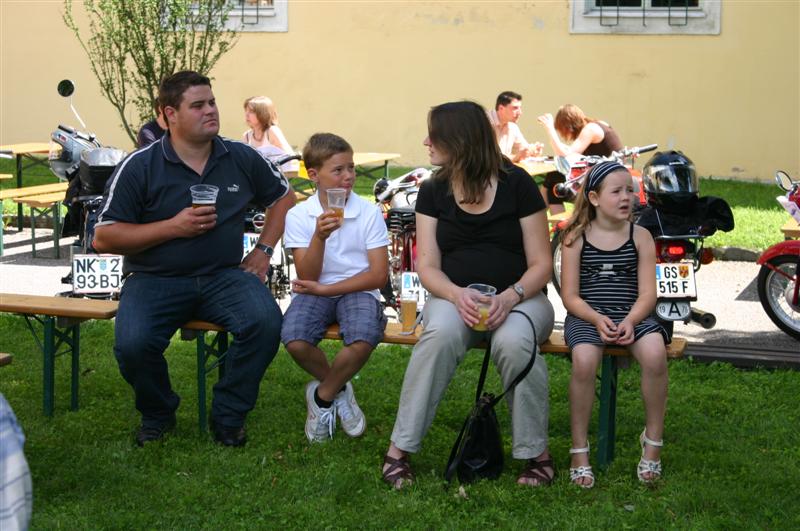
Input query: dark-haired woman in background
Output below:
<box><xmin>381</xmin><ymin>101</ymin><xmax>555</xmax><ymax>489</ymax></box>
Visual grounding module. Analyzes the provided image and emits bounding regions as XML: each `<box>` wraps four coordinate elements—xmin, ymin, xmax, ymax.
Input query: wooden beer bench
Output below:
<box><xmin>0</xmin><ymin>293</ymin><xmax>118</xmax><ymax>415</ymax></box>
<box><xmin>781</xmin><ymin>217</ymin><xmax>800</xmax><ymax>239</ymax></box>
<box><xmin>321</xmin><ymin>321</ymin><xmax>687</xmax><ymax>469</ymax></box>
<box><xmin>0</xmin><ymin>182</ymin><xmax>68</xmax><ymax>257</ymax></box>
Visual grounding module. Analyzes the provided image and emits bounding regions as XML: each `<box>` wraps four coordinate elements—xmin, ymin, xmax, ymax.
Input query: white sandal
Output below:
<box><xmin>637</xmin><ymin>429</ymin><xmax>663</xmax><ymax>483</ymax></box>
<box><xmin>569</xmin><ymin>445</ymin><xmax>595</xmax><ymax>489</ymax></box>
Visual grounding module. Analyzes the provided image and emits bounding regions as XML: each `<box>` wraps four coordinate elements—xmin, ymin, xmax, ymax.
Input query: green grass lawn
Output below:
<box><xmin>2</xmin><ymin>158</ymin><xmax>790</xmax><ymax>253</ymax></box>
<box><xmin>1</xmin><ymin>314</ymin><xmax>798</xmax><ymax>528</ymax></box>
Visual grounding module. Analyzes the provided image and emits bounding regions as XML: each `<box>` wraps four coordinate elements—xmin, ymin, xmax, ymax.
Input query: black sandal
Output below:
<box><xmin>518</xmin><ymin>457</ymin><xmax>555</xmax><ymax>487</ymax></box>
<box><xmin>382</xmin><ymin>453</ymin><xmax>414</xmax><ymax>489</ymax></box>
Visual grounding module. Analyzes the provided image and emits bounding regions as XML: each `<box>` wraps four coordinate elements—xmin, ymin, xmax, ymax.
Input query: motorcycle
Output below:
<box><xmin>49</xmin><ymin>79</ymin><xmax>126</xmax><ymax>298</ymax></box>
<box><xmin>756</xmin><ymin>170</ymin><xmax>800</xmax><ymax>340</ymax></box>
<box><xmin>372</xmin><ymin>167</ymin><xmax>431</xmax><ymax>313</ymax></box>
<box><xmin>549</xmin><ymin>147</ymin><xmax>734</xmax><ymax>338</ymax></box>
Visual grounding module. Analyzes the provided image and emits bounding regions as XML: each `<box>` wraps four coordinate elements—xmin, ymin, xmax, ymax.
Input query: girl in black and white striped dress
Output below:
<box><xmin>559</xmin><ymin>161</ymin><xmax>669</xmax><ymax>489</ymax></box>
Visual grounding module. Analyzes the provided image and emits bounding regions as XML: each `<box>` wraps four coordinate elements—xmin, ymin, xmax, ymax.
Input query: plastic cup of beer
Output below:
<box><xmin>467</xmin><ymin>283</ymin><xmax>497</xmax><ymax>331</ymax></box>
<box><xmin>326</xmin><ymin>188</ymin><xmax>347</xmax><ymax>219</ymax></box>
<box><xmin>400</xmin><ymin>294</ymin><xmax>417</xmax><ymax>333</ymax></box>
<box><xmin>190</xmin><ymin>184</ymin><xmax>219</xmax><ymax>208</ymax></box>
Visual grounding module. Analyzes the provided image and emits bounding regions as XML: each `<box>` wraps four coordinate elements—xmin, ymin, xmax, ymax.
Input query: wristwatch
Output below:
<box><xmin>512</xmin><ymin>283</ymin><xmax>525</xmax><ymax>302</ymax></box>
<box><xmin>254</xmin><ymin>243</ymin><xmax>274</xmax><ymax>257</ymax></box>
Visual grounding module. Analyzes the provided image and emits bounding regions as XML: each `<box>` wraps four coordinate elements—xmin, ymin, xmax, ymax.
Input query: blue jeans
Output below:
<box><xmin>114</xmin><ymin>268</ymin><xmax>282</xmax><ymax>429</ymax></box>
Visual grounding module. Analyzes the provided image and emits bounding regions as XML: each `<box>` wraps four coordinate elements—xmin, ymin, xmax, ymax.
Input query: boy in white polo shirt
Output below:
<box><xmin>281</xmin><ymin>133</ymin><xmax>389</xmax><ymax>443</ymax></box>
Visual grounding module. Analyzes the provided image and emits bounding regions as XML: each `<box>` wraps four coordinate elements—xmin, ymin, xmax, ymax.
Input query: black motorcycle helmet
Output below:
<box><xmin>642</xmin><ymin>150</ymin><xmax>699</xmax><ymax>213</ymax></box>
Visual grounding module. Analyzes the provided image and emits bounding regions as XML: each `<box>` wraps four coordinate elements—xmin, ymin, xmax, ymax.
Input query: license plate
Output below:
<box><xmin>72</xmin><ymin>254</ymin><xmax>123</xmax><ymax>294</ymax></box>
<box><xmin>401</xmin><ymin>272</ymin><xmax>429</xmax><ymax>311</ymax></box>
<box><xmin>655</xmin><ymin>262</ymin><xmax>697</xmax><ymax>299</ymax></box>
<box><xmin>242</xmin><ymin>232</ymin><xmax>260</xmax><ymax>258</ymax></box>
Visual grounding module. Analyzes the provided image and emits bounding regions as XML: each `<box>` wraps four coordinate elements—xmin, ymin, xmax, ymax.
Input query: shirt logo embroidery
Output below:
<box><xmin>227</xmin><ymin>184</ymin><xmax>239</xmax><ymax>192</ymax></box>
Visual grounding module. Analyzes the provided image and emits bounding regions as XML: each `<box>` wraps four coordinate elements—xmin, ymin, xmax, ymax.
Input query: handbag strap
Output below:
<box><xmin>477</xmin><ymin>309</ymin><xmax>538</xmax><ymax>407</ymax></box>
<box><xmin>445</xmin><ymin>309</ymin><xmax>539</xmax><ymax>484</ymax></box>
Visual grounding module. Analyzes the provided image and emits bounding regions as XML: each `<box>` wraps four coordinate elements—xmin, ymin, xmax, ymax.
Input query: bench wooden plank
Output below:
<box><xmin>0</xmin><ymin>173</ymin><xmax>13</xmax><ymax>180</ymax></box>
<box><xmin>322</xmin><ymin>321</ymin><xmax>686</xmax><ymax>356</ymax></box>
<box><xmin>781</xmin><ymin>217</ymin><xmax>800</xmax><ymax>239</ymax></box>
<box><xmin>0</xmin><ymin>182</ymin><xmax>68</xmax><ymax>200</ymax></box>
<box><xmin>13</xmin><ymin>192</ymin><xmax>65</xmax><ymax>208</ymax></box>
<box><xmin>0</xmin><ymin>353</ymin><xmax>12</xmax><ymax>367</ymax></box>
<box><xmin>0</xmin><ymin>293</ymin><xmax>118</xmax><ymax>320</ymax></box>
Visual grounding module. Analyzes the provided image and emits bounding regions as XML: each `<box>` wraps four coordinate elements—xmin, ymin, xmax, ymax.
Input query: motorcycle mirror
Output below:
<box><xmin>57</xmin><ymin>79</ymin><xmax>75</xmax><ymax>98</ymax></box>
<box><xmin>555</xmin><ymin>156</ymin><xmax>571</xmax><ymax>176</ymax></box>
<box><xmin>775</xmin><ymin>170</ymin><xmax>793</xmax><ymax>192</ymax></box>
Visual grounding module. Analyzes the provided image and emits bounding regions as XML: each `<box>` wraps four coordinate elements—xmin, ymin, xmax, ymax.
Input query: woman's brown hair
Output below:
<box><xmin>427</xmin><ymin>101</ymin><xmax>503</xmax><ymax>204</ymax></box>
<box><xmin>554</xmin><ymin>103</ymin><xmax>595</xmax><ymax>143</ymax></box>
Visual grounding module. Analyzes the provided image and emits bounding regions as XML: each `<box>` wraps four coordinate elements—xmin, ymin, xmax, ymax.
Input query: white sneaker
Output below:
<box><xmin>334</xmin><ymin>382</ymin><xmax>366</xmax><ymax>437</ymax></box>
<box><xmin>305</xmin><ymin>381</ymin><xmax>336</xmax><ymax>443</ymax></box>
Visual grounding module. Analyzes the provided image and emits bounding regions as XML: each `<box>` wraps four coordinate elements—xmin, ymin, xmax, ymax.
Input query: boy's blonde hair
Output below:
<box><xmin>302</xmin><ymin>133</ymin><xmax>353</xmax><ymax>171</ymax></box>
<box><xmin>243</xmin><ymin>96</ymin><xmax>278</xmax><ymax>130</ymax></box>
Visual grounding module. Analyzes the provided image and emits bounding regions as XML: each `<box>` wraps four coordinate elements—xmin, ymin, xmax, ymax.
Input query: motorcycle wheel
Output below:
<box><xmin>757</xmin><ymin>254</ymin><xmax>800</xmax><ymax>340</ymax></box>
<box><xmin>551</xmin><ymin>229</ymin><xmax>564</xmax><ymax>295</ymax></box>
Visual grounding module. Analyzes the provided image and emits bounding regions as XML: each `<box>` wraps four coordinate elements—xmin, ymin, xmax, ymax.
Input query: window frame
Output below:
<box><xmin>191</xmin><ymin>0</ymin><xmax>288</xmax><ymax>33</ymax></box>
<box><xmin>570</xmin><ymin>0</ymin><xmax>721</xmax><ymax>35</ymax></box>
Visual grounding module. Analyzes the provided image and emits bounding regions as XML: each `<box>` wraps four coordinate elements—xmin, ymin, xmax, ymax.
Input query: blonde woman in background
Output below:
<box><xmin>243</xmin><ymin>96</ymin><xmax>298</xmax><ymax>172</ymax></box>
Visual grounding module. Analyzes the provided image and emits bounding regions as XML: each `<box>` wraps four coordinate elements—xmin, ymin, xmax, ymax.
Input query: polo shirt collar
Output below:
<box><xmin>160</xmin><ymin>132</ymin><xmax>230</xmax><ymax>167</ymax></box>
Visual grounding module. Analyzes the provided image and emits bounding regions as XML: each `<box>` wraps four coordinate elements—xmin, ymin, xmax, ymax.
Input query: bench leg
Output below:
<box><xmin>53</xmin><ymin>204</ymin><xmax>61</xmax><ymax>259</ymax></box>
<box><xmin>70</xmin><ymin>325</ymin><xmax>80</xmax><ymax>411</ymax></box>
<box><xmin>596</xmin><ymin>355</ymin><xmax>618</xmax><ymax>469</ymax></box>
<box><xmin>196</xmin><ymin>332</ymin><xmax>208</xmax><ymax>434</ymax></box>
<box><xmin>43</xmin><ymin>317</ymin><xmax>55</xmax><ymax>416</ymax></box>
<box><xmin>196</xmin><ymin>331</ymin><xmax>230</xmax><ymax>435</ymax></box>
<box><xmin>30</xmin><ymin>208</ymin><xmax>37</xmax><ymax>258</ymax></box>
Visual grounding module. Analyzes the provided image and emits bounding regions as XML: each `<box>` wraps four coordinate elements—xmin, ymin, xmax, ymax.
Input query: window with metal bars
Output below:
<box><xmin>571</xmin><ymin>0</ymin><xmax>719</xmax><ymax>35</ymax></box>
<box><xmin>190</xmin><ymin>0</ymin><xmax>287</xmax><ymax>32</ymax></box>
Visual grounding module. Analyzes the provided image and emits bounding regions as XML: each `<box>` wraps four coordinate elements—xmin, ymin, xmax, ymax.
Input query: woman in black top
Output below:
<box><xmin>382</xmin><ymin>101</ymin><xmax>555</xmax><ymax>489</ymax></box>
<box><xmin>538</xmin><ymin>103</ymin><xmax>624</xmax><ymax>214</ymax></box>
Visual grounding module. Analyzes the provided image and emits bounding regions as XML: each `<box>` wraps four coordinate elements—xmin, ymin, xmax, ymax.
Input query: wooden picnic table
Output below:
<box><xmin>0</xmin><ymin>142</ymin><xmax>54</xmax><ymax>229</ymax></box>
<box><xmin>0</xmin><ymin>182</ymin><xmax>68</xmax><ymax>257</ymax></box>
<box><xmin>0</xmin><ymin>293</ymin><xmax>118</xmax><ymax>415</ymax></box>
<box><xmin>353</xmin><ymin>152</ymin><xmax>401</xmax><ymax>180</ymax></box>
<box><xmin>516</xmin><ymin>157</ymin><xmax>556</xmax><ymax>177</ymax></box>
<box><xmin>781</xmin><ymin>217</ymin><xmax>800</xmax><ymax>239</ymax></box>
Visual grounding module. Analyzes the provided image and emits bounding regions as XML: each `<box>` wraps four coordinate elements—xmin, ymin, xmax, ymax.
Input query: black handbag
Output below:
<box><xmin>445</xmin><ymin>310</ymin><xmax>538</xmax><ymax>484</ymax></box>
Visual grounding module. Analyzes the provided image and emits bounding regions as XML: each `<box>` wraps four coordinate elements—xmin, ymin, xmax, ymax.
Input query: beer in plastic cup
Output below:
<box><xmin>467</xmin><ymin>283</ymin><xmax>497</xmax><ymax>331</ymax></box>
<box><xmin>190</xmin><ymin>184</ymin><xmax>219</xmax><ymax>208</ymax></box>
<box><xmin>326</xmin><ymin>188</ymin><xmax>347</xmax><ymax>219</ymax></box>
<box><xmin>400</xmin><ymin>294</ymin><xmax>417</xmax><ymax>333</ymax></box>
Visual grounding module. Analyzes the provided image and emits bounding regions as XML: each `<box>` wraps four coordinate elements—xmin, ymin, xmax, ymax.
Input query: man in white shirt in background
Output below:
<box><xmin>488</xmin><ymin>91</ymin><xmax>542</xmax><ymax>162</ymax></box>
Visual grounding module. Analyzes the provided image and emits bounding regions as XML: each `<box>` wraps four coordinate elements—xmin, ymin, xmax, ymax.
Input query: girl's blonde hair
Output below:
<box><xmin>561</xmin><ymin>167</ymin><xmax>632</xmax><ymax>247</ymax></box>
<box><xmin>243</xmin><ymin>96</ymin><xmax>279</xmax><ymax>130</ymax></box>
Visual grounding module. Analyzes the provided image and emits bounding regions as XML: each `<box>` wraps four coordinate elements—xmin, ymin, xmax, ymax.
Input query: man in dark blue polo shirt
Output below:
<box><xmin>95</xmin><ymin>71</ymin><xmax>296</xmax><ymax>447</ymax></box>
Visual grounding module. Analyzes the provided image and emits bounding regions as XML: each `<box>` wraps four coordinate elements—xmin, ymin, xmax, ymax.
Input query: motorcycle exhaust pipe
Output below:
<box><xmin>690</xmin><ymin>308</ymin><xmax>716</xmax><ymax>329</ymax></box>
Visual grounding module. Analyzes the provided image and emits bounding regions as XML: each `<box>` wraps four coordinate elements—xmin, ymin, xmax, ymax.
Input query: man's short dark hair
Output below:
<box><xmin>495</xmin><ymin>91</ymin><xmax>522</xmax><ymax>110</ymax></box>
<box><xmin>302</xmin><ymin>133</ymin><xmax>353</xmax><ymax>171</ymax></box>
<box><xmin>159</xmin><ymin>71</ymin><xmax>211</xmax><ymax>110</ymax></box>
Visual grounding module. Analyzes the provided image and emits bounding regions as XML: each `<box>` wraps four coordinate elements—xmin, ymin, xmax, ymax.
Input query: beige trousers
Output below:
<box><xmin>390</xmin><ymin>292</ymin><xmax>555</xmax><ymax>459</ymax></box>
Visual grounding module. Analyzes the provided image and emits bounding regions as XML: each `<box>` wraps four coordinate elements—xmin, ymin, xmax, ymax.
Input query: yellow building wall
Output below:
<box><xmin>1</xmin><ymin>1</ymin><xmax>798</xmax><ymax>181</ymax></box>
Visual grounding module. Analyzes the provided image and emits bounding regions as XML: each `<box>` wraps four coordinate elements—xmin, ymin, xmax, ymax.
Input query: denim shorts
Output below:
<box><xmin>281</xmin><ymin>292</ymin><xmax>387</xmax><ymax>347</ymax></box>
